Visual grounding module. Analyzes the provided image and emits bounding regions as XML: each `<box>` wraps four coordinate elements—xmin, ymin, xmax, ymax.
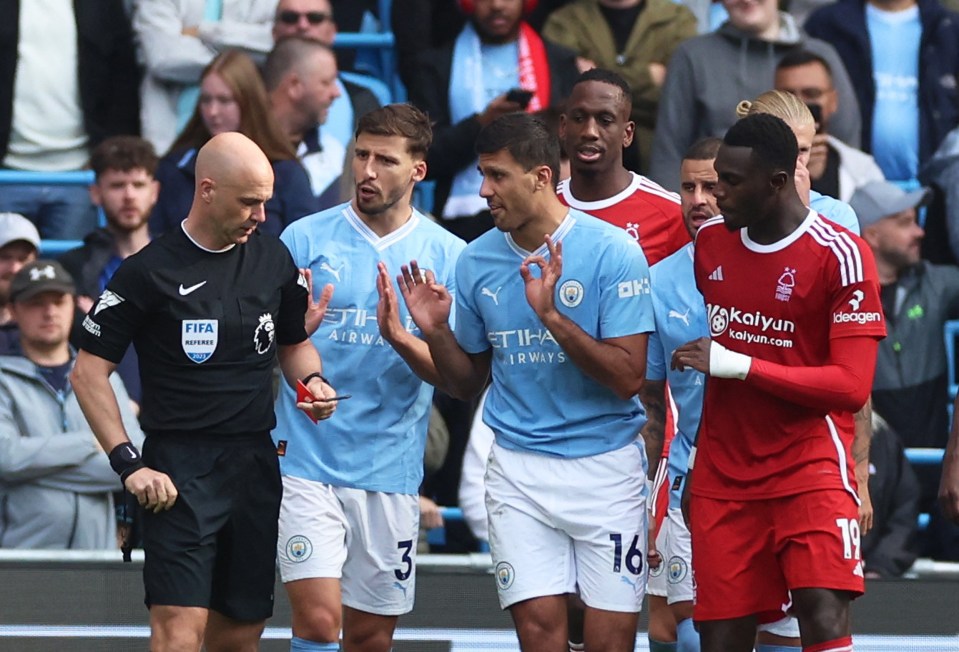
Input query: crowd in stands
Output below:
<box><xmin>1</xmin><ymin>0</ymin><xmax>959</xmax><ymax>577</ymax></box>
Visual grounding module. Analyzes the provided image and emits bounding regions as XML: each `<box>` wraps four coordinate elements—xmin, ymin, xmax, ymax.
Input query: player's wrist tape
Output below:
<box><xmin>687</xmin><ymin>446</ymin><xmax>697</xmax><ymax>471</ymax></box>
<box><xmin>109</xmin><ymin>442</ymin><xmax>145</xmax><ymax>483</ymax></box>
<box><xmin>301</xmin><ymin>372</ymin><xmax>330</xmax><ymax>387</ymax></box>
<box><xmin>708</xmin><ymin>341</ymin><xmax>752</xmax><ymax>380</ymax></box>
<box><xmin>645</xmin><ymin>478</ymin><xmax>654</xmax><ymax>498</ymax></box>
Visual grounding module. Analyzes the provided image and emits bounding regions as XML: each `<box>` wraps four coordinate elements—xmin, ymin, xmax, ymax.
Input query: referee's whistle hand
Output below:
<box><xmin>125</xmin><ymin>468</ymin><xmax>179</xmax><ymax>512</ymax></box>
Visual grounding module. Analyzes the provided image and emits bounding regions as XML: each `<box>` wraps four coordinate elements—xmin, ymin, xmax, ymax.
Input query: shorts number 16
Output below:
<box><xmin>609</xmin><ymin>533</ymin><xmax>644</xmax><ymax>574</ymax></box>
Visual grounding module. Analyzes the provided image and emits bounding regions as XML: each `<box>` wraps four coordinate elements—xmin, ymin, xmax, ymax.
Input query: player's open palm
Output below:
<box><xmin>521</xmin><ymin>235</ymin><xmax>562</xmax><ymax>318</ymax></box>
<box><xmin>375</xmin><ymin>262</ymin><xmax>404</xmax><ymax>339</ymax></box>
<box><xmin>396</xmin><ymin>259</ymin><xmax>452</xmax><ymax>336</ymax></box>
<box><xmin>302</xmin><ymin>268</ymin><xmax>334</xmax><ymax>336</ymax></box>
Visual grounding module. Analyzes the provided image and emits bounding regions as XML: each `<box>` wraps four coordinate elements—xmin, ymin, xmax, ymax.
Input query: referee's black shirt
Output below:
<box><xmin>79</xmin><ymin>226</ymin><xmax>309</xmax><ymax>436</ymax></box>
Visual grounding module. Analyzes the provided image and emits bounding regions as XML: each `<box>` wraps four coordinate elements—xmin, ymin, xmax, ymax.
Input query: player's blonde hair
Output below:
<box><xmin>735</xmin><ymin>90</ymin><xmax>814</xmax><ymax>129</ymax></box>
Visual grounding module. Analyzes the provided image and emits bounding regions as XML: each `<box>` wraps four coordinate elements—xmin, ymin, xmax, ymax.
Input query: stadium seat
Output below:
<box><xmin>340</xmin><ymin>71</ymin><xmax>392</xmax><ymax>107</ymax></box>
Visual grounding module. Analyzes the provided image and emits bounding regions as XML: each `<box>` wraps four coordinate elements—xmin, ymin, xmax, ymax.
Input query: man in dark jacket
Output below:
<box><xmin>407</xmin><ymin>0</ymin><xmax>579</xmax><ymax>242</ymax></box>
<box><xmin>60</xmin><ymin>136</ymin><xmax>159</xmax><ymax>406</ymax></box>
<box><xmin>862</xmin><ymin>412</ymin><xmax>921</xmax><ymax>577</ymax></box>
<box><xmin>0</xmin><ymin>0</ymin><xmax>140</xmax><ymax>240</ymax></box>
<box><xmin>805</xmin><ymin>0</ymin><xmax>959</xmax><ymax>184</ymax></box>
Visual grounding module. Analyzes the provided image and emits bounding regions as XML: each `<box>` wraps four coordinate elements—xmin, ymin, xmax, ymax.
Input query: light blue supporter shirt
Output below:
<box><xmin>274</xmin><ymin>202</ymin><xmax>467</xmax><ymax>494</ymax></box>
<box><xmin>867</xmin><ymin>3</ymin><xmax>921</xmax><ymax>182</ymax></box>
<box><xmin>455</xmin><ymin>209</ymin><xmax>654</xmax><ymax>458</ymax></box>
<box><xmin>646</xmin><ymin>243</ymin><xmax>706</xmax><ymax>508</ymax></box>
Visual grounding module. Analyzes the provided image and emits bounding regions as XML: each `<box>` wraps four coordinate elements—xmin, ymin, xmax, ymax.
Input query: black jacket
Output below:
<box><xmin>862</xmin><ymin>413</ymin><xmax>921</xmax><ymax>577</ymax></box>
<box><xmin>0</xmin><ymin>0</ymin><xmax>141</xmax><ymax>159</ymax></box>
<box><xmin>805</xmin><ymin>0</ymin><xmax>959</xmax><ymax>169</ymax></box>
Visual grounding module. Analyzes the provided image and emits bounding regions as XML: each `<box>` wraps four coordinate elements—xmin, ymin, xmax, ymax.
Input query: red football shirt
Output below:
<box><xmin>693</xmin><ymin>211</ymin><xmax>886</xmax><ymax>500</ymax></box>
<box><xmin>557</xmin><ymin>173</ymin><xmax>689</xmax><ymax>266</ymax></box>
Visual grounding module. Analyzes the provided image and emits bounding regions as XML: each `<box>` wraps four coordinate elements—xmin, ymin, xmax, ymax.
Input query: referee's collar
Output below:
<box><xmin>180</xmin><ymin>220</ymin><xmax>237</xmax><ymax>253</ymax></box>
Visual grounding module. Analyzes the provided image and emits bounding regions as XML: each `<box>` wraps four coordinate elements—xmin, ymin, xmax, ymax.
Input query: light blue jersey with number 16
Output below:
<box><xmin>455</xmin><ymin>209</ymin><xmax>654</xmax><ymax>459</ymax></box>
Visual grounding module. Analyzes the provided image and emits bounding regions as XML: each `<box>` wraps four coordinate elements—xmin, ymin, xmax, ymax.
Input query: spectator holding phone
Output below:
<box><xmin>407</xmin><ymin>0</ymin><xmax>578</xmax><ymax>242</ymax></box>
<box><xmin>774</xmin><ymin>50</ymin><xmax>885</xmax><ymax>203</ymax></box>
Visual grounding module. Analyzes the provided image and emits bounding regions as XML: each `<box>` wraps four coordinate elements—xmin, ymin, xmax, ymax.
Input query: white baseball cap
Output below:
<box><xmin>0</xmin><ymin>212</ymin><xmax>41</xmax><ymax>251</ymax></box>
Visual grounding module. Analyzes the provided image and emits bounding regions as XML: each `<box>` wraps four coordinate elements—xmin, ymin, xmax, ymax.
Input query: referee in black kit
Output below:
<box><xmin>72</xmin><ymin>132</ymin><xmax>338</xmax><ymax>652</ymax></box>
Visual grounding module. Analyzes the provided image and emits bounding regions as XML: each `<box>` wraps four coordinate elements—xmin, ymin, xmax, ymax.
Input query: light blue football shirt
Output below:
<box><xmin>274</xmin><ymin>202</ymin><xmax>467</xmax><ymax>494</ymax></box>
<box><xmin>647</xmin><ymin>243</ymin><xmax>706</xmax><ymax>507</ymax></box>
<box><xmin>455</xmin><ymin>209</ymin><xmax>654</xmax><ymax>458</ymax></box>
<box><xmin>809</xmin><ymin>190</ymin><xmax>860</xmax><ymax>235</ymax></box>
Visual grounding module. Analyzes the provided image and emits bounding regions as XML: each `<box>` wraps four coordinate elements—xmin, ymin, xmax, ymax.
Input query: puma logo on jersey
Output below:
<box><xmin>178</xmin><ymin>281</ymin><xmax>207</xmax><ymax>296</ymax></box>
<box><xmin>848</xmin><ymin>289</ymin><xmax>864</xmax><ymax>311</ymax></box>
<box><xmin>708</xmin><ymin>266</ymin><xmax>724</xmax><ymax>281</ymax></box>
<box><xmin>319</xmin><ymin>261</ymin><xmax>343</xmax><ymax>282</ymax></box>
<box><xmin>481</xmin><ymin>286</ymin><xmax>503</xmax><ymax>305</ymax></box>
<box><xmin>668</xmin><ymin>308</ymin><xmax>690</xmax><ymax>326</ymax></box>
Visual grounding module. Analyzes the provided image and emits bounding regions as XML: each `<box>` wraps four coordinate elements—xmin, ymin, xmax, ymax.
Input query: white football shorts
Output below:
<box><xmin>485</xmin><ymin>441</ymin><xmax>648</xmax><ymax>613</ymax></box>
<box><xmin>277</xmin><ymin>475</ymin><xmax>419</xmax><ymax>615</ymax></box>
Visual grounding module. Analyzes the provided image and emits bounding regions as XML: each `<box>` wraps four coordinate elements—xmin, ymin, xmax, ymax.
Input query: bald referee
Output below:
<box><xmin>72</xmin><ymin>132</ymin><xmax>337</xmax><ymax>652</ymax></box>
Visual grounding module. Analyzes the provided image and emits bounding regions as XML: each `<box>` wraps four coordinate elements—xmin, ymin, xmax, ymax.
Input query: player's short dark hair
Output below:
<box><xmin>534</xmin><ymin>106</ymin><xmax>568</xmax><ymax>160</ymax></box>
<box><xmin>571</xmin><ymin>68</ymin><xmax>632</xmax><ymax>113</ymax></box>
<box><xmin>89</xmin><ymin>136</ymin><xmax>159</xmax><ymax>179</ymax></box>
<box><xmin>683</xmin><ymin>137</ymin><xmax>722</xmax><ymax>162</ymax></box>
<box><xmin>776</xmin><ymin>49</ymin><xmax>833</xmax><ymax>80</ymax></box>
<box><xmin>263</xmin><ymin>37</ymin><xmax>335</xmax><ymax>92</ymax></box>
<box><xmin>723</xmin><ymin>113</ymin><xmax>798</xmax><ymax>176</ymax></box>
<box><xmin>476</xmin><ymin>113</ymin><xmax>560</xmax><ymax>183</ymax></box>
<box><xmin>355</xmin><ymin>104</ymin><xmax>433</xmax><ymax>158</ymax></box>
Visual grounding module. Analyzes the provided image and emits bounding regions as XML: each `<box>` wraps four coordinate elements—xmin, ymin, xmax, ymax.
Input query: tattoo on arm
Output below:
<box><xmin>852</xmin><ymin>398</ymin><xmax>872</xmax><ymax>466</ymax></box>
<box><xmin>639</xmin><ymin>381</ymin><xmax>667</xmax><ymax>477</ymax></box>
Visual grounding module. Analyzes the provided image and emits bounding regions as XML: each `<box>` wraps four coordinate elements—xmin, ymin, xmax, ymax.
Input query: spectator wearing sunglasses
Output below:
<box><xmin>134</xmin><ymin>0</ymin><xmax>278</xmax><ymax>154</ymax></box>
<box><xmin>272</xmin><ymin>0</ymin><xmax>382</xmax><ymax>207</ymax></box>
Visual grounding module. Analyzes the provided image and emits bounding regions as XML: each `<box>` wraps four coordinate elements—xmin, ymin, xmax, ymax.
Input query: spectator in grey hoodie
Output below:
<box><xmin>649</xmin><ymin>0</ymin><xmax>861</xmax><ymax>191</ymax></box>
<box><xmin>0</xmin><ymin>260</ymin><xmax>143</xmax><ymax>549</ymax></box>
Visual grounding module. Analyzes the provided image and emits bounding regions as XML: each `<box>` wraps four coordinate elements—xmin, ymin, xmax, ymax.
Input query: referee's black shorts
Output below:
<box><xmin>141</xmin><ymin>431</ymin><xmax>281</xmax><ymax>622</ymax></box>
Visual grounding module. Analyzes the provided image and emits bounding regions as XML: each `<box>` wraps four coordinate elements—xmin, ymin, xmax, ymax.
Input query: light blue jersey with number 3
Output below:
<box><xmin>274</xmin><ymin>202</ymin><xmax>466</xmax><ymax>494</ymax></box>
<box><xmin>455</xmin><ymin>209</ymin><xmax>654</xmax><ymax>458</ymax></box>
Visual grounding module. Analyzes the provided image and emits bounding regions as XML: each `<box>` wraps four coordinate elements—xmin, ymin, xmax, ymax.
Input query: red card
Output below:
<box><xmin>297</xmin><ymin>379</ymin><xmax>318</xmax><ymax>424</ymax></box>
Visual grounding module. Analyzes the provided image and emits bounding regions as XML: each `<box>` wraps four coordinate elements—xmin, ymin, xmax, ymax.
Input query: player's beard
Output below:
<box><xmin>357</xmin><ymin>185</ymin><xmax>404</xmax><ymax>216</ymax></box>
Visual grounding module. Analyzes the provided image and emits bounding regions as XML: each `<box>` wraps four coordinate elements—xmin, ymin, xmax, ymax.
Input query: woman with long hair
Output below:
<box><xmin>150</xmin><ymin>50</ymin><xmax>316</xmax><ymax>237</ymax></box>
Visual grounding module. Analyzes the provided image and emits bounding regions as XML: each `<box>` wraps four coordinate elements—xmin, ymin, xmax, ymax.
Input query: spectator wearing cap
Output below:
<box><xmin>0</xmin><ymin>260</ymin><xmax>143</xmax><ymax>549</ymax></box>
<box><xmin>853</xmin><ymin>180</ymin><xmax>958</xmax><ymax>448</ymax></box>
<box><xmin>0</xmin><ymin>212</ymin><xmax>40</xmax><ymax>353</ymax></box>
<box><xmin>852</xmin><ymin>179</ymin><xmax>959</xmax><ymax>559</ymax></box>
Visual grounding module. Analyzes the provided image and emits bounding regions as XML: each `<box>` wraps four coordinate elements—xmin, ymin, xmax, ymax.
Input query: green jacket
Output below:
<box><xmin>542</xmin><ymin>0</ymin><xmax>697</xmax><ymax>170</ymax></box>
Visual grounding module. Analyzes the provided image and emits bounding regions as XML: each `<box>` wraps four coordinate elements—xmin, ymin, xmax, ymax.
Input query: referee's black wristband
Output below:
<box><xmin>109</xmin><ymin>442</ymin><xmax>146</xmax><ymax>483</ymax></box>
<box><xmin>302</xmin><ymin>372</ymin><xmax>330</xmax><ymax>387</ymax></box>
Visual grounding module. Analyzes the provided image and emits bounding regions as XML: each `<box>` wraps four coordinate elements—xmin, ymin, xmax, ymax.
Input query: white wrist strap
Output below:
<box><xmin>687</xmin><ymin>445</ymin><xmax>697</xmax><ymax>471</ymax></box>
<box><xmin>709</xmin><ymin>340</ymin><xmax>752</xmax><ymax>380</ymax></box>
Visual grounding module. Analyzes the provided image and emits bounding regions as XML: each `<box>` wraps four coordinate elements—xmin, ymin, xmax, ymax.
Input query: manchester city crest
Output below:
<box><xmin>181</xmin><ymin>319</ymin><xmax>218</xmax><ymax>364</ymax></box>
<box><xmin>286</xmin><ymin>535</ymin><xmax>313</xmax><ymax>562</ymax></box>
<box><xmin>495</xmin><ymin>561</ymin><xmax>515</xmax><ymax>590</ymax></box>
<box><xmin>558</xmin><ymin>280</ymin><xmax>584</xmax><ymax>308</ymax></box>
<box><xmin>667</xmin><ymin>556</ymin><xmax>688</xmax><ymax>584</ymax></box>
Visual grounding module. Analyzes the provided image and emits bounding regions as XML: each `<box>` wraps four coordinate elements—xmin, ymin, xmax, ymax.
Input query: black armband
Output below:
<box><xmin>109</xmin><ymin>442</ymin><xmax>146</xmax><ymax>483</ymax></box>
<box><xmin>301</xmin><ymin>372</ymin><xmax>330</xmax><ymax>387</ymax></box>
